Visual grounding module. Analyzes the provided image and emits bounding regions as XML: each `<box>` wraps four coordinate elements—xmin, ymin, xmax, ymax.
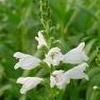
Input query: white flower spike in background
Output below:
<box><xmin>44</xmin><ymin>47</ymin><xmax>63</xmax><ymax>66</ymax></box>
<box><xmin>0</xmin><ymin>0</ymin><xmax>5</xmax><ymax>3</ymax></box>
<box><xmin>35</xmin><ymin>31</ymin><xmax>47</xmax><ymax>49</ymax></box>
<box><xmin>13</xmin><ymin>52</ymin><xmax>41</xmax><ymax>70</ymax></box>
<box><xmin>17</xmin><ymin>77</ymin><xmax>43</xmax><ymax>94</ymax></box>
<box><xmin>62</xmin><ymin>42</ymin><xmax>89</xmax><ymax>64</ymax></box>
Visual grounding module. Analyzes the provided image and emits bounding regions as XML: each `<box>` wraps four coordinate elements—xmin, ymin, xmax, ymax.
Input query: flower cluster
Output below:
<box><xmin>14</xmin><ymin>31</ymin><xmax>89</xmax><ymax>94</ymax></box>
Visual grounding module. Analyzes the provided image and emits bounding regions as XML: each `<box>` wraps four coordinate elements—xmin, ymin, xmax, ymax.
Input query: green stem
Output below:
<box><xmin>40</xmin><ymin>0</ymin><xmax>51</xmax><ymax>40</ymax></box>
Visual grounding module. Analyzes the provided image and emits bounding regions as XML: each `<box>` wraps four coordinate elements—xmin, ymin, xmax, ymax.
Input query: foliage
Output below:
<box><xmin>0</xmin><ymin>0</ymin><xmax>100</xmax><ymax>100</ymax></box>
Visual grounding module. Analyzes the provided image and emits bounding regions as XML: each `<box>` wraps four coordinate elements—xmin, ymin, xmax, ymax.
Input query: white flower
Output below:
<box><xmin>35</xmin><ymin>31</ymin><xmax>47</xmax><ymax>49</ymax></box>
<box><xmin>65</xmin><ymin>63</ymin><xmax>89</xmax><ymax>80</ymax></box>
<box><xmin>50</xmin><ymin>63</ymin><xmax>89</xmax><ymax>89</ymax></box>
<box><xmin>50</xmin><ymin>70</ymin><xmax>70</xmax><ymax>89</ymax></box>
<box><xmin>43</xmin><ymin>47</ymin><xmax>63</xmax><ymax>66</ymax></box>
<box><xmin>13</xmin><ymin>52</ymin><xmax>41</xmax><ymax>70</ymax></box>
<box><xmin>17</xmin><ymin>77</ymin><xmax>43</xmax><ymax>94</ymax></box>
<box><xmin>62</xmin><ymin>42</ymin><xmax>89</xmax><ymax>64</ymax></box>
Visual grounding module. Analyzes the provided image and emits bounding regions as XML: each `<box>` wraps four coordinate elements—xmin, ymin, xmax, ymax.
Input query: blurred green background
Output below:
<box><xmin>0</xmin><ymin>0</ymin><xmax>100</xmax><ymax>100</ymax></box>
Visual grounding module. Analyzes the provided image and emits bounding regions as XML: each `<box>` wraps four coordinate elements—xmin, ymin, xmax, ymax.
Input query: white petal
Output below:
<box><xmin>48</xmin><ymin>47</ymin><xmax>61</xmax><ymax>54</ymax></box>
<box><xmin>14</xmin><ymin>62</ymin><xmax>21</xmax><ymax>70</ymax></box>
<box><xmin>52</xmin><ymin>70</ymin><xmax>64</xmax><ymax>75</ymax></box>
<box><xmin>65</xmin><ymin>63</ymin><xmax>89</xmax><ymax>80</ymax></box>
<box><xmin>35</xmin><ymin>31</ymin><xmax>47</xmax><ymax>49</ymax></box>
<box><xmin>77</xmin><ymin>42</ymin><xmax>85</xmax><ymax>50</ymax></box>
<box><xmin>14</xmin><ymin>52</ymin><xmax>41</xmax><ymax>70</ymax></box>
<box><xmin>17</xmin><ymin>77</ymin><xmax>43</xmax><ymax>94</ymax></box>
<box><xmin>50</xmin><ymin>76</ymin><xmax>56</xmax><ymax>88</ymax></box>
<box><xmin>13</xmin><ymin>52</ymin><xmax>31</xmax><ymax>59</ymax></box>
<box><xmin>56</xmin><ymin>75</ymin><xmax>70</xmax><ymax>89</ymax></box>
<box><xmin>18</xmin><ymin>57</ymin><xmax>40</xmax><ymax>70</ymax></box>
<box><xmin>62</xmin><ymin>42</ymin><xmax>89</xmax><ymax>64</ymax></box>
<box><xmin>17</xmin><ymin>77</ymin><xmax>29</xmax><ymax>84</ymax></box>
<box><xmin>44</xmin><ymin>47</ymin><xmax>63</xmax><ymax>66</ymax></box>
<box><xmin>35</xmin><ymin>36</ymin><xmax>39</xmax><ymax>41</ymax></box>
<box><xmin>50</xmin><ymin>70</ymin><xmax>70</xmax><ymax>89</ymax></box>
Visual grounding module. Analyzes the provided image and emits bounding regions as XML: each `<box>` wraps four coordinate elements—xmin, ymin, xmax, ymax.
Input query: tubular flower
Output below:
<box><xmin>50</xmin><ymin>70</ymin><xmax>70</xmax><ymax>89</ymax></box>
<box><xmin>17</xmin><ymin>77</ymin><xmax>43</xmax><ymax>94</ymax></box>
<box><xmin>50</xmin><ymin>63</ymin><xmax>89</xmax><ymax>89</ymax></box>
<box><xmin>13</xmin><ymin>52</ymin><xmax>41</xmax><ymax>70</ymax></box>
<box><xmin>35</xmin><ymin>31</ymin><xmax>47</xmax><ymax>49</ymax></box>
<box><xmin>44</xmin><ymin>47</ymin><xmax>63</xmax><ymax>66</ymax></box>
<box><xmin>65</xmin><ymin>63</ymin><xmax>89</xmax><ymax>80</ymax></box>
<box><xmin>62</xmin><ymin>42</ymin><xmax>89</xmax><ymax>64</ymax></box>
